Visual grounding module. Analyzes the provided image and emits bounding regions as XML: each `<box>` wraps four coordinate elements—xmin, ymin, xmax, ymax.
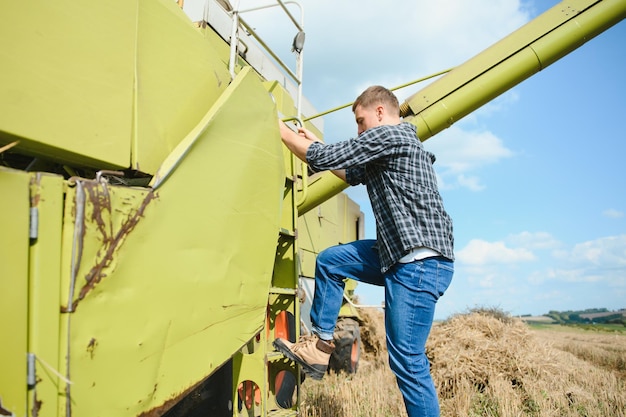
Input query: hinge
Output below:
<box><xmin>29</xmin><ymin>206</ymin><xmax>38</xmax><ymax>240</ymax></box>
<box><xmin>27</xmin><ymin>352</ymin><xmax>36</xmax><ymax>388</ymax></box>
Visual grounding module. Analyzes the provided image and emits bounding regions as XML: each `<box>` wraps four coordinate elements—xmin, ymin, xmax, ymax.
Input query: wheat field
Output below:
<box><xmin>301</xmin><ymin>308</ymin><xmax>626</xmax><ymax>417</ymax></box>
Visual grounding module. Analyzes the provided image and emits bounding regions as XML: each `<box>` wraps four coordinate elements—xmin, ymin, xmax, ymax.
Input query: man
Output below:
<box><xmin>273</xmin><ymin>85</ymin><xmax>454</xmax><ymax>417</ymax></box>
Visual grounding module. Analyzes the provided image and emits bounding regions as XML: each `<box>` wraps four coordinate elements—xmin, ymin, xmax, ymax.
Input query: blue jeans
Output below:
<box><xmin>310</xmin><ymin>239</ymin><xmax>453</xmax><ymax>417</ymax></box>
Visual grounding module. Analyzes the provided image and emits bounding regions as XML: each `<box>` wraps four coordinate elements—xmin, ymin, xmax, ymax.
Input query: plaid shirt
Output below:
<box><xmin>306</xmin><ymin>122</ymin><xmax>454</xmax><ymax>272</ymax></box>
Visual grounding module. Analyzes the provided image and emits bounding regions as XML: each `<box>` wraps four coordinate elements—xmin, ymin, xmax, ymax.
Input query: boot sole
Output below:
<box><xmin>272</xmin><ymin>339</ymin><xmax>325</xmax><ymax>380</ymax></box>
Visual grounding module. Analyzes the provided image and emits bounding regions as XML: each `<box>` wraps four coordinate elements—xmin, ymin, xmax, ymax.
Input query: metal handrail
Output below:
<box><xmin>238</xmin><ymin>1</ymin><xmax>303</xmax><ymax>31</ymax></box>
<box><xmin>227</xmin><ymin>1</ymin><xmax>305</xmax><ymax>117</ymax></box>
<box><xmin>282</xmin><ymin>117</ymin><xmax>308</xmax><ymax>205</ymax></box>
<box><xmin>302</xmin><ymin>67</ymin><xmax>455</xmax><ymax>122</ymax></box>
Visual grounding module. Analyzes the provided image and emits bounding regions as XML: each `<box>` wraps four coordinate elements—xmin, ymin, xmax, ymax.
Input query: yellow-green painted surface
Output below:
<box><xmin>298</xmin><ymin>193</ymin><xmax>363</xmax><ymax>280</ymax></box>
<box><xmin>0</xmin><ymin>168</ymin><xmax>30</xmax><ymax>417</ymax></box>
<box><xmin>298</xmin><ymin>192</ymin><xmax>364</xmax><ymax>321</ymax></box>
<box><xmin>0</xmin><ymin>0</ymin><xmax>231</xmax><ymax>173</ymax></box>
<box><xmin>50</xmin><ymin>68</ymin><xmax>284</xmax><ymax>415</ymax></box>
<box><xmin>27</xmin><ymin>173</ymin><xmax>65</xmax><ymax>417</ymax></box>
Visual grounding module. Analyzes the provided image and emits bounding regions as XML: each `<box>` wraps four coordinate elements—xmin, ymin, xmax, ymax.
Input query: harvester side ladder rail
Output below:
<box><xmin>281</xmin><ymin>117</ymin><xmax>309</xmax><ymax>206</ymax></box>
<box><xmin>227</xmin><ymin>1</ymin><xmax>310</xmax><ymax>208</ymax></box>
<box><xmin>228</xmin><ymin>0</ymin><xmax>305</xmax><ymax>117</ymax></box>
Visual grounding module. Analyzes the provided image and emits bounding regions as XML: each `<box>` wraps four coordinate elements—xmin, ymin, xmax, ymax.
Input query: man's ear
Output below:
<box><xmin>377</xmin><ymin>105</ymin><xmax>384</xmax><ymax>121</ymax></box>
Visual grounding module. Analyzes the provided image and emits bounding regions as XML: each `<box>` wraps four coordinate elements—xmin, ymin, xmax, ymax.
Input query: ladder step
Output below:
<box><xmin>266</xmin><ymin>351</ymin><xmax>284</xmax><ymax>361</ymax></box>
<box><xmin>279</xmin><ymin>227</ymin><xmax>295</xmax><ymax>237</ymax></box>
<box><xmin>268</xmin><ymin>409</ymin><xmax>299</xmax><ymax>417</ymax></box>
<box><xmin>269</xmin><ymin>286</ymin><xmax>296</xmax><ymax>295</ymax></box>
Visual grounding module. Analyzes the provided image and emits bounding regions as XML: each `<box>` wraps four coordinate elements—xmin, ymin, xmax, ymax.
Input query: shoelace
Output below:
<box><xmin>291</xmin><ymin>335</ymin><xmax>317</xmax><ymax>353</ymax></box>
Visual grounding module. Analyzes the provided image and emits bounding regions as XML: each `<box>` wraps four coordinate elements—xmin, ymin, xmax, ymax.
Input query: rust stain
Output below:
<box><xmin>86</xmin><ymin>337</ymin><xmax>97</xmax><ymax>359</ymax></box>
<box><xmin>136</xmin><ymin>381</ymin><xmax>202</xmax><ymax>417</ymax></box>
<box><xmin>84</xmin><ymin>181</ymin><xmax>114</xmax><ymax>248</ymax></box>
<box><xmin>31</xmin><ymin>392</ymin><xmax>42</xmax><ymax>417</ymax></box>
<box><xmin>29</xmin><ymin>172</ymin><xmax>42</xmax><ymax>207</ymax></box>
<box><xmin>78</xmin><ymin>189</ymin><xmax>156</xmax><ymax>304</ymax></box>
<box><xmin>63</xmin><ymin>184</ymin><xmax>156</xmax><ymax>312</ymax></box>
<box><xmin>0</xmin><ymin>399</ymin><xmax>12</xmax><ymax>416</ymax></box>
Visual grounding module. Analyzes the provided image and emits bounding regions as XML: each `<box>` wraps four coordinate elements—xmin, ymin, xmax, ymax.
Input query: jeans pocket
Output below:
<box><xmin>435</xmin><ymin>262</ymin><xmax>454</xmax><ymax>297</ymax></box>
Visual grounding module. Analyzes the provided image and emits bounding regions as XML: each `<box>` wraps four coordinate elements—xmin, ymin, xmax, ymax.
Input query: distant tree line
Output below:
<box><xmin>545</xmin><ymin>308</ymin><xmax>626</xmax><ymax>326</ymax></box>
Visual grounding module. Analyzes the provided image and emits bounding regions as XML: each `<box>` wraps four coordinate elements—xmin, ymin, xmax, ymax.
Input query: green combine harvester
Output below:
<box><xmin>1</xmin><ymin>0</ymin><xmax>623</xmax><ymax>416</ymax></box>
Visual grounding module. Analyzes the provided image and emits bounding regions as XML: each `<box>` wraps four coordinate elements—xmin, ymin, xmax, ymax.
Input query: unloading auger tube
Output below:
<box><xmin>297</xmin><ymin>0</ymin><xmax>625</xmax><ymax>216</ymax></box>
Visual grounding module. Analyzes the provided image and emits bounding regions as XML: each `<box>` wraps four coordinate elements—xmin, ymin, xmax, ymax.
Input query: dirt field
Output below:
<box><xmin>301</xmin><ymin>308</ymin><xmax>626</xmax><ymax>417</ymax></box>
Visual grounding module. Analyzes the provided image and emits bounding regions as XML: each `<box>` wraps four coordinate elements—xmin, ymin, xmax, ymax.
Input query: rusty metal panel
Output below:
<box><xmin>56</xmin><ymin>68</ymin><xmax>284</xmax><ymax>415</ymax></box>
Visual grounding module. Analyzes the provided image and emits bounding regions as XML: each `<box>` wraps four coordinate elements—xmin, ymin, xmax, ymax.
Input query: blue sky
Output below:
<box><xmin>185</xmin><ymin>1</ymin><xmax>625</xmax><ymax>319</ymax></box>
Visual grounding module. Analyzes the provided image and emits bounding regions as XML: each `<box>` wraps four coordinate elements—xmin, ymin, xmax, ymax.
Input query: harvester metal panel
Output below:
<box><xmin>0</xmin><ymin>168</ymin><xmax>31</xmax><ymax>417</ymax></box>
<box><xmin>0</xmin><ymin>0</ymin><xmax>232</xmax><ymax>174</ymax></box>
<box><xmin>0</xmin><ymin>2</ymin><xmax>137</xmax><ymax>169</ymax></box>
<box><xmin>54</xmin><ymin>68</ymin><xmax>284</xmax><ymax>415</ymax></box>
<box><xmin>27</xmin><ymin>172</ymin><xmax>65</xmax><ymax>416</ymax></box>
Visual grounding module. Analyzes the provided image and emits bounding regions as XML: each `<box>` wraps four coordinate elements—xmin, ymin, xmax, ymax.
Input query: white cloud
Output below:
<box><xmin>543</xmin><ymin>267</ymin><xmax>607</xmax><ymax>284</ymax></box>
<box><xmin>453</xmin><ymin>234</ymin><xmax>626</xmax><ymax>317</ymax></box>
<box><xmin>506</xmin><ymin>231</ymin><xmax>561</xmax><ymax>250</ymax></box>
<box><xmin>299</xmin><ymin>0</ymin><xmax>533</xmax><ymax>109</ymax></box>
<box><xmin>424</xmin><ymin>125</ymin><xmax>514</xmax><ymax>190</ymax></box>
<box><xmin>413</xmin><ymin>0</ymin><xmax>530</xmax><ymax>67</ymax></box>
<box><xmin>603</xmin><ymin>208</ymin><xmax>624</xmax><ymax>218</ymax></box>
<box><xmin>531</xmin><ymin>289</ymin><xmax>569</xmax><ymax>302</ymax></box>
<box><xmin>527</xmin><ymin>235</ymin><xmax>626</xmax><ymax>286</ymax></box>
<box><xmin>470</xmin><ymin>271</ymin><xmax>501</xmax><ymax>289</ymax></box>
<box><xmin>472</xmin><ymin>91</ymin><xmax>521</xmax><ymax>119</ymax></box>
<box><xmin>457</xmin><ymin>239</ymin><xmax>535</xmax><ymax>265</ymax></box>
<box><xmin>456</xmin><ymin>174</ymin><xmax>485</xmax><ymax>191</ymax></box>
<box><xmin>551</xmin><ymin>235</ymin><xmax>626</xmax><ymax>266</ymax></box>
<box><xmin>428</xmin><ymin>127</ymin><xmax>514</xmax><ymax>171</ymax></box>
<box><xmin>302</xmin><ymin>0</ymin><xmax>532</xmax><ymax>79</ymax></box>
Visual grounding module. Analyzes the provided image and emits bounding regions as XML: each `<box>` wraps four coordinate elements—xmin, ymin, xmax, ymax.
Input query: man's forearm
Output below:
<box><xmin>279</xmin><ymin>121</ymin><xmax>312</xmax><ymax>162</ymax></box>
<box><xmin>279</xmin><ymin>122</ymin><xmax>347</xmax><ymax>183</ymax></box>
<box><xmin>282</xmin><ymin>130</ymin><xmax>311</xmax><ymax>162</ymax></box>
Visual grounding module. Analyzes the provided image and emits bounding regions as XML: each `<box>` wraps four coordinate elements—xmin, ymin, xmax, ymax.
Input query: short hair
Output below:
<box><xmin>352</xmin><ymin>85</ymin><xmax>400</xmax><ymax>116</ymax></box>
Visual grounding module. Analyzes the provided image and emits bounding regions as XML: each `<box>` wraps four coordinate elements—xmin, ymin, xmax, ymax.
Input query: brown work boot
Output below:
<box><xmin>273</xmin><ymin>334</ymin><xmax>335</xmax><ymax>380</ymax></box>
